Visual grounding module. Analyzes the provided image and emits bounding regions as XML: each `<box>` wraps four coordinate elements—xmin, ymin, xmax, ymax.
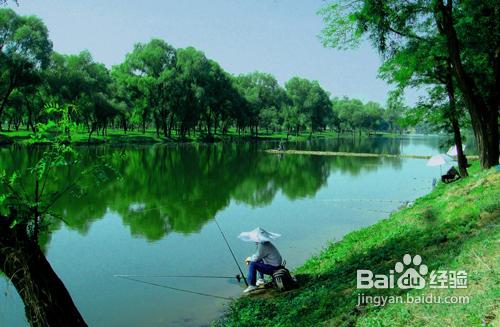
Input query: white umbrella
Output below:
<box><xmin>427</xmin><ymin>154</ymin><xmax>452</xmax><ymax>174</ymax></box>
<box><xmin>447</xmin><ymin>145</ymin><xmax>466</xmax><ymax>157</ymax></box>
<box><xmin>238</xmin><ymin>227</ymin><xmax>281</xmax><ymax>243</ymax></box>
<box><xmin>427</xmin><ymin>154</ymin><xmax>448</xmax><ymax>167</ymax></box>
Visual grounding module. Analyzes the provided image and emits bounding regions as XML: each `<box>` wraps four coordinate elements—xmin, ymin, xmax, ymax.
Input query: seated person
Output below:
<box><xmin>244</xmin><ymin>240</ymin><xmax>282</xmax><ymax>293</ymax></box>
<box><xmin>441</xmin><ymin>166</ymin><xmax>460</xmax><ymax>183</ymax></box>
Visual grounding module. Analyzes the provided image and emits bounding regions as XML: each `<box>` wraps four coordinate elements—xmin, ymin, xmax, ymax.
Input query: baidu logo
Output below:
<box><xmin>395</xmin><ymin>254</ymin><xmax>428</xmax><ymax>289</ymax></box>
<box><xmin>356</xmin><ymin>254</ymin><xmax>469</xmax><ymax>306</ymax></box>
<box><xmin>358</xmin><ymin>254</ymin><xmax>433</xmax><ymax>290</ymax></box>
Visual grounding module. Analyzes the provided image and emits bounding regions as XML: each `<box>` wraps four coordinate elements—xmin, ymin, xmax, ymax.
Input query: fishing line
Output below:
<box><xmin>214</xmin><ymin>218</ymin><xmax>249</xmax><ymax>286</ymax></box>
<box><xmin>317</xmin><ymin>198</ymin><xmax>408</xmax><ymax>203</ymax></box>
<box><xmin>320</xmin><ymin>203</ymin><xmax>394</xmax><ymax>214</ymax></box>
<box><xmin>114</xmin><ymin>275</ymin><xmax>233</xmax><ymax>301</ymax></box>
<box><xmin>113</xmin><ymin>274</ymin><xmax>242</xmax><ymax>281</ymax></box>
<box><xmin>343</xmin><ymin>207</ymin><xmax>393</xmax><ymax>214</ymax></box>
<box><xmin>122</xmin><ymin>197</ymin><xmax>412</xmax><ymax>218</ymax></box>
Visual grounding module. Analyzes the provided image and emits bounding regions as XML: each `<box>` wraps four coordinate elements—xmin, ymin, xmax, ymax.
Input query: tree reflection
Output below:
<box><xmin>0</xmin><ymin>139</ymin><xmax>402</xmax><ymax>243</ymax></box>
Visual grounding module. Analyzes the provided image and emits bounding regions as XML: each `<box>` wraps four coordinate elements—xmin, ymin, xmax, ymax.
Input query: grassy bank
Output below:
<box><xmin>0</xmin><ymin>129</ymin><xmax>404</xmax><ymax>146</ymax></box>
<box><xmin>218</xmin><ymin>163</ymin><xmax>499</xmax><ymax>327</ymax></box>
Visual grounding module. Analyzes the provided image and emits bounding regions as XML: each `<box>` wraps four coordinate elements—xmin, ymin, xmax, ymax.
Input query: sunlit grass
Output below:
<box><xmin>217</xmin><ymin>162</ymin><xmax>499</xmax><ymax>326</ymax></box>
<box><xmin>0</xmin><ymin>128</ymin><xmax>403</xmax><ymax>145</ymax></box>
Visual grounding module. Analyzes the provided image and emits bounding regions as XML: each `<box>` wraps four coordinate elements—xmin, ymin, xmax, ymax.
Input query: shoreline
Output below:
<box><xmin>0</xmin><ymin>130</ymin><xmax>444</xmax><ymax>147</ymax></box>
<box><xmin>217</xmin><ymin>162</ymin><xmax>499</xmax><ymax>326</ymax></box>
<box><xmin>264</xmin><ymin>149</ymin><xmax>480</xmax><ymax>160</ymax></box>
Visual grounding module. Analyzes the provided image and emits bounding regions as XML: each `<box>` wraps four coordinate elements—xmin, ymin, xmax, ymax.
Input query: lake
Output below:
<box><xmin>0</xmin><ymin>136</ymin><xmax>470</xmax><ymax>326</ymax></box>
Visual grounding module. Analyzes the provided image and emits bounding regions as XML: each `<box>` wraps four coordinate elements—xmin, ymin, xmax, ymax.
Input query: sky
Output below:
<box><xmin>9</xmin><ymin>0</ymin><xmax>419</xmax><ymax>105</ymax></box>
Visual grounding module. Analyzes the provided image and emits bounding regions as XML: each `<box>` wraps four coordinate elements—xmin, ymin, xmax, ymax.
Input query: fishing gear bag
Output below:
<box><xmin>272</xmin><ymin>267</ymin><xmax>296</xmax><ymax>291</ymax></box>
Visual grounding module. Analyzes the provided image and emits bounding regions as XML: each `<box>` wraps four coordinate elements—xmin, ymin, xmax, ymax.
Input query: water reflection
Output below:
<box><xmin>284</xmin><ymin>136</ymin><xmax>404</xmax><ymax>154</ymax></box>
<box><xmin>1</xmin><ymin>136</ymin><xmax>447</xmax><ymax>327</ymax></box>
<box><xmin>0</xmin><ymin>138</ymin><xmax>420</xmax><ymax>243</ymax></box>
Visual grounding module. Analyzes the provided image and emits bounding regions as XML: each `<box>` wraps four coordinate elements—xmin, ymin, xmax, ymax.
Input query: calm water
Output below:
<box><xmin>0</xmin><ymin>136</ymin><xmax>473</xmax><ymax>327</ymax></box>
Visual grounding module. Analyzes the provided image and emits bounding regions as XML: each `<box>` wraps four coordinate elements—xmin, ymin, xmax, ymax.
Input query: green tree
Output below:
<box><xmin>236</xmin><ymin>72</ymin><xmax>284</xmax><ymax>136</ymax></box>
<box><xmin>377</xmin><ymin>28</ymin><xmax>470</xmax><ymax>176</ymax></box>
<box><xmin>319</xmin><ymin>0</ymin><xmax>499</xmax><ymax>168</ymax></box>
<box><xmin>174</xmin><ymin>48</ymin><xmax>217</xmax><ymax>139</ymax></box>
<box><xmin>0</xmin><ymin>9</ymin><xmax>52</xmax><ymax>128</ymax></box>
<box><xmin>45</xmin><ymin>51</ymin><xmax>115</xmax><ymax>141</ymax></box>
<box><xmin>331</xmin><ymin>97</ymin><xmax>363</xmax><ymax>133</ymax></box>
<box><xmin>121</xmin><ymin>39</ymin><xmax>177</xmax><ymax>137</ymax></box>
<box><xmin>111</xmin><ymin>62</ymin><xmax>150</xmax><ymax>133</ymax></box>
<box><xmin>285</xmin><ymin>77</ymin><xmax>332</xmax><ymax>137</ymax></box>
<box><xmin>384</xmin><ymin>92</ymin><xmax>406</xmax><ymax>134</ymax></box>
<box><xmin>0</xmin><ymin>103</ymin><xmax>95</xmax><ymax>327</ymax></box>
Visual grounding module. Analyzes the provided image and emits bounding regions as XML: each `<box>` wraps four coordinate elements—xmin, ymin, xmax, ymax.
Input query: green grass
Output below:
<box><xmin>217</xmin><ymin>163</ymin><xmax>500</xmax><ymax>327</ymax></box>
<box><xmin>0</xmin><ymin>128</ymin><xmax>403</xmax><ymax>146</ymax></box>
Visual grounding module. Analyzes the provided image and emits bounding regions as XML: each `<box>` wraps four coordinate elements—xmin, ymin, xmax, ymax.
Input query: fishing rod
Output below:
<box><xmin>318</xmin><ymin>198</ymin><xmax>408</xmax><ymax>203</ymax></box>
<box><xmin>114</xmin><ymin>274</ymin><xmax>243</xmax><ymax>282</ymax></box>
<box><xmin>115</xmin><ymin>275</ymin><xmax>233</xmax><ymax>301</ymax></box>
<box><xmin>214</xmin><ymin>218</ymin><xmax>249</xmax><ymax>287</ymax></box>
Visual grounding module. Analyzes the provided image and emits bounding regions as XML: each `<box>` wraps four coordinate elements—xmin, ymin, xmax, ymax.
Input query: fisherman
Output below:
<box><xmin>238</xmin><ymin>227</ymin><xmax>283</xmax><ymax>293</ymax></box>
<box><xmin>441</xmin><ymin>166</ymin><xmax>460</xmax><ymax>183</ymax></box>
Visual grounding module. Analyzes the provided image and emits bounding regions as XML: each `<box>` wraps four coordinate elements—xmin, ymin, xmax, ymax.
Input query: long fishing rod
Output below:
<box><xmin>214</xmin><ymin>218</ymin><xmax>248</xmax><ymax>286</ymax></box>
<box><xmin>318</xmin><ymin>198</ymin><xmax>408</xmax><ymax>203</ymax></box>
<box><xmin>114</xmin><ymin>274</ymin><xmax>242</xmax><ymax>282</ymax></box>
<box><xmin>115</xmin><ymin>275</ymin><xmax>232</xmax><ymax>301</ymax></box>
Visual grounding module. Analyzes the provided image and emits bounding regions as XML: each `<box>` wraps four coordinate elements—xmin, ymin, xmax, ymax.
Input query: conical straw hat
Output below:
<box><xmin>238</xmin><ymin>227</ymin><xmax>281</xmax><ymax>243</ymax></box>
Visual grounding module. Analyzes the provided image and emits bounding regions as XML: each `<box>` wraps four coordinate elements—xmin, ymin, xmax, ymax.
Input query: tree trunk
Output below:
<box><xmin>206</xmin><ymin>109</ymin><xmax>212</xmax><ymax>137</ymax></box>
<box><xmin>214</xmin><ymin>115</ymin><xmax>219</xmax><ymax>136</ymax></box>
<box><xmin>24</xmin><ymin>95</ymin><xmax>37</xmax><ymax>133</ymax></box>
<box><xmin>0</xmin><ymin>81</ymin><xmax>15</xmax><ymax>129</ymax></box>
<box><xmin>436</xmin><ymin>0</ymin><xmax>499</xmax><ymax>168</ymax></box>
<box><xmin>161</xmin><ymin>110</ymin><xmax>169</xmax><ymax>138</ymax></box>
<box><xmin>0</xmin><ymin>221</ymin><xmax>87</xmax><ymax>327</ymax></box>
<box><xmin>444</xmin><ymin>58</ymin><xmax>468</xmax><ymax>177</ymax></box>
<box><xmin>88</xmin><ymin>123</ymin><xmax>96</xmax><ymax>143</ymax></box>
<box><xmin>122</xmin><ymin>117</ymin><xmax>127</xmax><ymax>134</ymax></box>
<box><xmin>450</xmin><ymin>118</ymin><xmax>468</xmax><ymax>176</ymax></box>
<box><xmin>153</xmin><ymin>114</ymin><xmax>160</xmax><ymax>138</ymax></box>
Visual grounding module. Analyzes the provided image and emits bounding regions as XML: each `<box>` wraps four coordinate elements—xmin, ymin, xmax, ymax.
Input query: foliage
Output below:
<box><xmin>0</xmin><ymin>9</ymin><xmax>405</xmax><ymax>142</ymax></box>
<box><xmin>285</xmin><ymin>77</ymin><xmax>332</xmax><ymax>135</ymax></box>
<box><xmin>318</xmin><ymin>0</ymin><xmax>499</xmax><ymax>168</ymax></box>
<box><xmin>0</xmin><ymin>8</ymin><xmax>52</xmax><ymax>125</ymax></box>
<box><xmin>1</xmin><ymin>138</ymin><xmax>406</xmax><ymax>243</ymax></box>
<box><xmin>0</xmin><ymin>102</ymin><xmax>117</xmax><ymax>241</ymax></box>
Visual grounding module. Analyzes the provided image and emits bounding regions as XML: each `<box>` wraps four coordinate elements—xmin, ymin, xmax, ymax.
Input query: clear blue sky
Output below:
<box><xmin>10</xmin><ymin>0</ymin><xmax>418</xmax><ymax>105</ymax></box>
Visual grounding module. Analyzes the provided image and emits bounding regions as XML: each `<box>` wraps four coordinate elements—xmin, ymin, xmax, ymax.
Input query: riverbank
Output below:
<box><xmin>217</xmin><ymin>162</ymin><xmax>499</xmax><ymax>326</ymax></box>
<box><xmin>0</xmin><ymin>129</ymin><xmax>413</xmax><ymax>146</ymax></box>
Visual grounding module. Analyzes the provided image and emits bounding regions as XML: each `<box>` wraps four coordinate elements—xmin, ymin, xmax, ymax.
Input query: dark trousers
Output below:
<box><xmin>247</xmin><ymin>260</ymin><xmax>279</xmax><ymax>286</ymax></box>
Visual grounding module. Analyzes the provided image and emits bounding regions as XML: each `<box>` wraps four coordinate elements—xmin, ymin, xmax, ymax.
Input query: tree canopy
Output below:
<box><xmin>0</xmin><ymin>9</ymin><xmax>404</xmax><ymax>142</ymax></box>
<box><xmin>319</xmin><ymin>0</ymin><xmax>499</xmax><ymax>168</ymax></box>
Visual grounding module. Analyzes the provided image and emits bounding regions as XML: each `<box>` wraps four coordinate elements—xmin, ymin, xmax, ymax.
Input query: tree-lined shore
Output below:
<box><xmin>1</xmin><ymin>0</ymin><xmax>499</xmax><ymax>326</ymax></box>
<box><xmin>318</xmin><ymin>0</ymin><xmax>499</xmax><ymax>170</ymax></box>
<box><xmin>0</xmin><ymin>9</ymin><xmax>407</xmax><ymax>145</ymax></box>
